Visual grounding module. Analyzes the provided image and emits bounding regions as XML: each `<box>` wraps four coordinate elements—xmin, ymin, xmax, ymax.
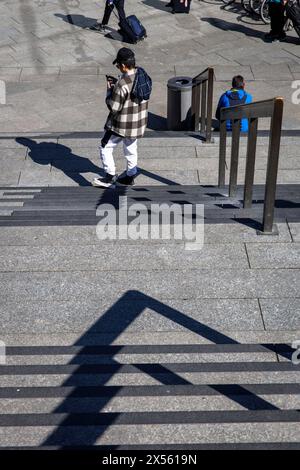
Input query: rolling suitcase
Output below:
<box><xmin>172</xmin><ymin>0</ymin><xmax>191</xmax><ymax>13</ymax></box>
<box><xmin>118</xmin><ymin>15</ymin><xmax>147</xmax><ymax>43</ymax></box>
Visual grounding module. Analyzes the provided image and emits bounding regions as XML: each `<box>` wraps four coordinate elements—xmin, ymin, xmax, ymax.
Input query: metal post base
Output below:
<box><xmin>256</xmin><ymin>224</ymin><xmax>279</xmax><ymax>236</ymax></box>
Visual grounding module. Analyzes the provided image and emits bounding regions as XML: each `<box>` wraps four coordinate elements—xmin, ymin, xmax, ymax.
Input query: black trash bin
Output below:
<box><xmin>167</xmin><ymin>76</ymin><xmax>193</xmax><ymax>131</ymax></box>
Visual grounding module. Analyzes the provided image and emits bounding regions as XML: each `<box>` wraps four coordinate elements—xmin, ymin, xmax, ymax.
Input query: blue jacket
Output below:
<box><xmin>216</xmin><ymin>89</ymin><xmax>252</xmax><ymax>132</ymax></box>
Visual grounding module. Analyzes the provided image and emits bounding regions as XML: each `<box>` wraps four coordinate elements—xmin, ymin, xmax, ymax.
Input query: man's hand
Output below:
<box><xmin>106</xmin><ymin>75</ymin><xmax>117</xmax><ymax>90</ymax></box>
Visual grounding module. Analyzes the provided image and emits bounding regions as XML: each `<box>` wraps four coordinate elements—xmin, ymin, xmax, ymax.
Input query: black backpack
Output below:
<box><xmin>227</xmin><ymin>91</ymin><xmax>247</xmax><ymax>108</ymax></box>
<box><xmin>216</xmin><ymin>91</ymin><xmax>247</xmax><ymax>121</ymax></box>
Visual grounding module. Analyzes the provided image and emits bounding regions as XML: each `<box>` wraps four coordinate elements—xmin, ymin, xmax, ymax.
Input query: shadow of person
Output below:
<box><xmin>279</xmin><ymin>35</ymin><xmax>300</xmax><ymax>45</ymax></box>
<box><xmin>142</xmin><ymin>0</ymin><xmax>171</xmax><ymax>12</ymax></box>
<box><xmin>201</xmin><ymin>16</ymin><xmax>265</xmax><ymax>40</ymax></box>
<box><xmin>54</xmin><ymin>12</ymin><xmax>123</xmax><ymax>41</ymax></box>
<box><xmin>16</xmin><ymin>137</ymin><xmax>103</xmax><ymax>186</ymax></box>
<box><xmin>54</xmin><ymin>13</ymin><xmax>98</xmax><ymax>29</ymax></box>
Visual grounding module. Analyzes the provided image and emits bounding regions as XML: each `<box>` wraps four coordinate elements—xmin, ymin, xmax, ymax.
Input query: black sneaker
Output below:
<box><xmin>90</xmin><ymin>22</ymin><xmax>106</xmax><ymax>32</ymax></box>
<box><xmin>264</xmin><ymin>32</ymin><xmax>279</xmax><ymax>41</ymax></box>
<box><xmin>116</xmin><ymin>174</ymin><xmax>135</xmax><ymax>186</ymax></box>
<box><xmin>165</xmin><ymin>2</ymin><xmax>172</xmax><ymax>6</ymax></box>
<box><xmin>279</xmin><ymin>32</ymin><xmax>287</xmax><ymax>41</ymax></box>
<box><xmin>92</xmin><ymin>173</ymin><xmax>117</xmax><ymax>188</ymax></box>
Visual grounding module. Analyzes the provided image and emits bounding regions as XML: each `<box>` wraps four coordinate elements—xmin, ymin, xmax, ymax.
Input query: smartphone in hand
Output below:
<box><xmin>106</xmin><ymin>75</ymin><xmax>117</xmax><ymax>84</ymax></box>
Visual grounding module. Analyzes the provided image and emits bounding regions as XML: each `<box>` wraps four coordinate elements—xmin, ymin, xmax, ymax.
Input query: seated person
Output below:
<box><xmin>216</xmin><ymin>75</ymin><xmax>252</xmax><ymax>132</ymax></box>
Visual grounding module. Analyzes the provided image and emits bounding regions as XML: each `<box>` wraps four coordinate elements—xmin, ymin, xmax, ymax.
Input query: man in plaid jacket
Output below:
<box><xmin>93</xmin><ymin>48</ymin><xmax>150</xmax><ymax>188</ymax></box>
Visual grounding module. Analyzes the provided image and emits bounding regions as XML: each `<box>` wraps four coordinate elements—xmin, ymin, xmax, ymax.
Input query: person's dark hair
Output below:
<box><xmin>232</xmin><ymin>75</ymin><xmax>244</xmax><ymax>89</ymax></box>
<box><xmin>119</xmin><ymin>57</ymin><xmax>136</xmax><ymax>69</ymax></box>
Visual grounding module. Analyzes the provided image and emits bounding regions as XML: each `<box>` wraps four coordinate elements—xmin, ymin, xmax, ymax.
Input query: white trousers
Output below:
<box><xmin>100</xmin><ymin>134</ymin><xmax>138</xmax><ymax>177</ymax></box>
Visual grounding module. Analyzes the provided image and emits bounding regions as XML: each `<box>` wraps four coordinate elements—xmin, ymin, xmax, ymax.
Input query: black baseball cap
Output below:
<box><xmin>113</xmin><ymin>47</ymin><xmax>135</xmax><ymax>65</ymax></box>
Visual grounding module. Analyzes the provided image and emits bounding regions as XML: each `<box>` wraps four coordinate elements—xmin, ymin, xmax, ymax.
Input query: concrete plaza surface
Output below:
<box><xmin>0</xmin><ymin>0</ymin><xmax>299</xmax><ymax>450</ymax></box>
<box><xmin>0</xmin><ymin>0</ymin><xmax>300</xmax><ymax>131</ymax></box>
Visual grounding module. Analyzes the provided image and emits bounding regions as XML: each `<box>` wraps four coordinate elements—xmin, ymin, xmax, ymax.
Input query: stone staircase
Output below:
<box><xmin>0</xmin><ymin>184</ymin><xmax>299</xmax><ymax>229</ymax></box>
<box><xmin>0</xmin><ymin>133</ymin><xmax>299</xmax><ymax>449</ymax></box>
<box><xmin>0</xmin><ymin>330</ymin><xmax>300</xmax><ymax>448</ymax></box>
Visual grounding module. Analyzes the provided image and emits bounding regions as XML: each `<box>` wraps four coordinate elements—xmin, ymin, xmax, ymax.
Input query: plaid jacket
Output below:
<box><xmin>105</xmin><ymin>69</ymin><xmax>149</xmax><ymax>139</ymax></box>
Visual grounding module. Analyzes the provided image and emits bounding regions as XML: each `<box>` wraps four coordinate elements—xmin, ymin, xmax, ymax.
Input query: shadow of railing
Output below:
<box><xmin>39</xmin><ymin>290</ymin><xmax>280</xmax><ymax>447</ymax></box>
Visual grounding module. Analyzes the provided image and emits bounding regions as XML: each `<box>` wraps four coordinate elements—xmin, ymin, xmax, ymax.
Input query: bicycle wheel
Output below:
<box><xmin>221</xmin><ymin>0</ymin><xmax>236</xmax><ymax>5</ymax></box>
<box><xmin>241</xmin><ymin>0</ymin><xmax>252</xmax><ymax>13</ymax></box>
<box><xmin>250</xmin><ymin>0</ymin><xmax>262</xmax><ymax>14</ymax></box>
<box><xmin>260</xmin><ymin>0</ymin><xmax>271</xmax><ymax>24</ymax></box>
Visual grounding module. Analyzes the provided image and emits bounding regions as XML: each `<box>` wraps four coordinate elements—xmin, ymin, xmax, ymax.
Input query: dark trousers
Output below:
<box><xmin>102</xmin><ymin>0</ymin><xmax>126</xmax><ymax>26</ymax></box>
<box><xmin>269</xmin><ymin>2</ymin><xmax>286</xmax><ymax>36</ymax></box>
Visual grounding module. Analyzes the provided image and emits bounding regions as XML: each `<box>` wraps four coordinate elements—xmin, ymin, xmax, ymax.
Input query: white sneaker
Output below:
<box><xmin>92</xmin><ymin>174</ymin><xmax>117</xmax><ymax>188</ymax></box>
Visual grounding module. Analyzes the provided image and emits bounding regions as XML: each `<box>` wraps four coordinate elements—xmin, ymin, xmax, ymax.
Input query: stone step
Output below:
<box><xmin>1</xmin><ymin>394</ymin><xmax>299</xmax><ymax>414</ymax></box>
<box><xmin>0</xmin><ymin>422</ymin><xmax>299</xmax><ymax>448</ymax></box>
<box><xmin>0</xmin><ymin>409</ymin><xmax>300</xmax><ymax>427</ymax></box>
<box><xmin>4</xmin><ymin>443</ymin><xmax>299</xmax><ymax>450</ymax></box>
<box><xmin>0</xmin><ymin>222</ymin><xmax>292</xmax><ymax>247</ymax></box>
<box><xmin>0</xmin><ymin>244</ymin><xmax>249</xmax><ymax>271</ymax></box>
<box><xmin>0</xmin><ymin>362</ymin><xmax>296</xmax><ymax>376</ymax></box>
<box><xmin>1</xmin><ymin>185</ymin><xmax>299</xmax><ymax>195</ymax></box>
<box><xmin>0</xmin><ymin>369</ymin><xmax>299</xmax><ymax>388</ymax></box>
<box><xmin>9</xmin><ymin>195</ymin><xmax>300</xmax><ymax>207</ymax></box>
<box><xmin>0</xmin><ymin>183</ymin><xmax>297</xmax><ymax>226</ymax></box>
<box><xmin>1</xmin><ymin>186</ymin><xmax>299</xmax><ymax>201</ymax></box>
<box><xmin>0</xmin><ymin>351</ymin><xmax>280</xmax><ymax>365</ymax></box>
<box><xmin>3</xmin><ymin>339</ymin><xmax>283</xmax><ymax>363</ymax></box>
<box><xmin>0</xmin><ymin>344</ymin><xmax>298</xmax><ymax>447</ymax></box>
<box><xmin>2</xmin><ymin>328</ymin><xmax>300</xmax><ymax>348</ymax></box>
<box><xmin>1</xmin><ymin>382</ymin><xmax>299</xmax><ymax>398</ymax></box>
<box><xmin>0</xmin><ymin>210</ymin><xmax>293</xmax><ymax>227</ymax></box>
<box><xmin>2</xmin><ymin>243</ymin><xmax>299</xmax><ymax>272</ymax></box>
<box><xmin>0</xmin><ymin>269</ymin><xmax>299</xmax><ymax>302</ymax></box>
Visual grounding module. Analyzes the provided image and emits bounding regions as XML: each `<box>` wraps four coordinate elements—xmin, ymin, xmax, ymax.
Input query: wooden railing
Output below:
<box><xmin>191</xmin><ymin>67</ymin><xmax>214</xmax><ymax>142</ymax></box>
<box><xmin>218</xmin><ymin>97</ymin><xmax>284</xmax><ymax>233</ymax></box>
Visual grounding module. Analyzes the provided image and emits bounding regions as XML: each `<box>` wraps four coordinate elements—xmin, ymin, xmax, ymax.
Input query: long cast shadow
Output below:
<box><xmin>201</xmin><ymin>16</ymin><xmax>265</xmax><ymax>40</ymax></box>
<box><xmin>55</xmin><ymin>13</ymin><xmax>98</xmax><ymax>29</ymax></box>
<box><xmin>42</xmin><ymin>290</ymin><xmax>279</xmax><ymax>447</ymax></box>
<box><xmin>142</xmin><ymin>0</ymin><xmax>171</xmax><ymax>12</ymax></box>
<box><xmin>16</xmin><ymin>138</ymin><xmax>183</xmax><ymax>187</ymax></box>
<box><xmin>16</xmin><ymin>137</ymin><xmax>102</xmax><ymax>186</ymax></box>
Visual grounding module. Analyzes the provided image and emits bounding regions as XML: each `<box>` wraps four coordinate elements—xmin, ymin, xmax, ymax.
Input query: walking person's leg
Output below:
<box><xmin>124</xmin><ymin>138</ymin><xmax>138</xmax><ymax>176</ymax></box>
<box><xmin>93</xmin><ymin>132</ymin><xmax>121</xmax><ymax>187</ymax></box>
<box><xmin>277</xmin><ymin>3</ymin><xmax>286</xmax><ymax>38</ymax></box>
<box><xmin>91</xmin><ymin>0</ymin><xmax>113</xmax><ymax>31</ymax></box>
<box><xmin>102</xmin><ymin>0</ymin><xmax>114</xmax><ymax>26</ymax></box>
<box><xmin>116</xmin><ymin>138</ymin><xmax>138</xmax><ymax>186</ymax></box>
<box><xmin>115</xmin><ymin>0</ymin><xmax>126</xmax><ymax>22</ymax></box>
<box><xmin>268</xmin><ymin>3</ymin><xmax>277</xmax><ymax>36</ymax></box>
<box><xmin>266</xmin><ymin>3</ymin><xmax>286</xmax><ymax>39</ymax></box>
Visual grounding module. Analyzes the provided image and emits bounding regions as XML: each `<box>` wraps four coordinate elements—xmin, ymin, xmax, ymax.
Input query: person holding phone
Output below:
<box><xmin>91</xmin><ymin>0</ymin><xmax>126</xmax><ymax>32</ymax></box>
<box><xmin>92</xmin><ymin>48</ymin><xmax>151</xmax><ymax>188</ymax></box>
<box><xmin>106</xmin><ymin>75</ymin><xmax>118</xmax><ymax>88</ymax></box>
